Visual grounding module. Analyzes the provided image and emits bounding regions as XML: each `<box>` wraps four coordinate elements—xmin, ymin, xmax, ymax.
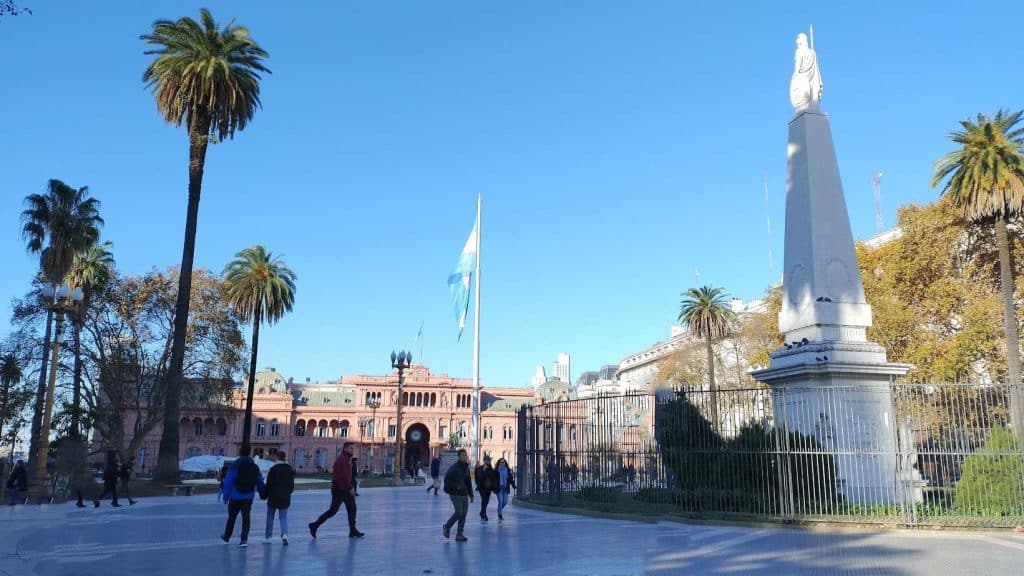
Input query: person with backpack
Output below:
<box><xmin>308</xmin><ymin>442</ymin><xmax>364</xmax><ymax>540</ymax></box>
<box><xmin>442</xmin><ymin>449</ymin><xmax>473</xmax><ymax>542</ymax></box>
<box><xmin>263</xmin><ymin>451</ymin><xmax>295</xmax><ymax>545</ymax></box>
<box><xmin>219</xmin><ymin>445</ymin><xmax>265</xmax><ymax>548</ymax></box>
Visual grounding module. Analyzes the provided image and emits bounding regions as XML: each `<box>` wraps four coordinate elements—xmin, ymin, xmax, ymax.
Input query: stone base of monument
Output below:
<box><xmin>753</xmin><ymin>350</ymin><xmax>913</xmax><ymax>506</ymax></box>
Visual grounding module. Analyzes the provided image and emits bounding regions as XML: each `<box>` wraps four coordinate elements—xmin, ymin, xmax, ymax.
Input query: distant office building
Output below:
<box><xmin>598</xmin><ymin>364</ymin><xmax>619</xmax><ymax>381</ymax></box>
<box><xmin>553</xmin><ymin>352</ymin><xmax>570</xmax><ymax>384</ymax></box>
<box><xmin>575</xmin><ymin>371</ymin><xmax>599</xmax><ymax>388</ymax></box>
<box><xmin>530</xmin><ymin>365</ymin><xmax>547</xmax><ymax>389</ymax></box>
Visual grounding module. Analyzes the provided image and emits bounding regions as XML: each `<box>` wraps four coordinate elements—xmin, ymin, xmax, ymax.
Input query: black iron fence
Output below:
<box><xmin>516</xmin><ymin>383</ymin><xmax>1024</xmax><ymax>528</ymax></box>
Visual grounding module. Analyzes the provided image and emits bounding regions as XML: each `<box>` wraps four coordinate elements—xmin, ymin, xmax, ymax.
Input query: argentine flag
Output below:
<box><xmin>447</xmin><ymin>215</ymin><xmax>478</xmax><ymax>341</ymax></box>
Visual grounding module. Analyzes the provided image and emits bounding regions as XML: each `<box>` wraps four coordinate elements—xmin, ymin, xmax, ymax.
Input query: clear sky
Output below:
<box><xmin>1</xmin><ymin>1</ymin><xmax>1021</xmax><ymax>388</ymax></box>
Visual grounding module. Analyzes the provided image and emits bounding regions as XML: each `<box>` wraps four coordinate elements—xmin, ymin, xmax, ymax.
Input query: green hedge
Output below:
<box><xmin>953</xmin><ymin>426</ymin><xmax>1024</xmax><ymax>517</ymax></box>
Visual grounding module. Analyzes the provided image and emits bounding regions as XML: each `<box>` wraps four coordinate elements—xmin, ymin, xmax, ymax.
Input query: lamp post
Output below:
<box><xmin>357</xmin><ymin>416</ymin><xmax>368</xmax><ymax>470</ymax></box>
<box><xmin>367</xmin><ymin>398</ymin><xmax>380</xmax><ymax>474</ymax></box>
<box><xmin>391</xmin><ymin>350</ymin><xmax>412</xmax><ymax>486</ymax></box>
<box><xmin>28</xmin><ymin>283</ymin><xmax>83</xmax><ymax>502</ymax></box>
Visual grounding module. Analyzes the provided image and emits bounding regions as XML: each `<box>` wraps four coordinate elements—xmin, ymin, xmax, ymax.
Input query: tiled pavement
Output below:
<box><xmin>0</xmin><ymin>487</ymin><xmax>1021</xmax><ymax>575</ymax></box>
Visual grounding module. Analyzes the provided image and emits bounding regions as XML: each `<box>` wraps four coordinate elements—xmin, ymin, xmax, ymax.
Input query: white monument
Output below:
<box><xmin>751</xmin><ymin>30</ymin><xmax>913</xmax><ymax>505</ymax></box>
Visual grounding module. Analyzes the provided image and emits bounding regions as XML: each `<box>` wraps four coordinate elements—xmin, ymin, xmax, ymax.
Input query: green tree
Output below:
<box><xmin>0</xmin><ymin>353</ymin><xmax>31</xmax><ymax>458</ymax></box>
<box><xmin>141</xmin><ymin>9</ymin><xmax>270</xmax><ymax>481</ymax></box>
<box><xmin>223</xmin><ymin>246</ymin><xmax>296</xmax><ymax>450</ymax></box>
<box><xmin>64</xmin><ymin>242</ymin><xmax>114</xmax><ymax>437</ymax></box>
<box><xmin>678</xmin><ymin>286</ymin><xmax>735</xmax><ymax>429</ymax></box>
<box><xmin>20</xmin><ymin>179</ymin><xmax>103</xmax><ymax>490</ymax></box>
<box><xmin>931</xmin><ymin>110</ymin><xmax>1024</xmax><ymax>431</ymax></box>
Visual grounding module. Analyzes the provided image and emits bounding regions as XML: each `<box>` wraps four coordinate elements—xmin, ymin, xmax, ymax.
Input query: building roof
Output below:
<box><xmin>291</xmin><ymin>388</ymin><xmax>356</xmax><ymax>408</ymax></box>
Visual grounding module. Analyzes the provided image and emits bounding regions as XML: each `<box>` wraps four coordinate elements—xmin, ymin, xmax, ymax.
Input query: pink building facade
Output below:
<box><xmin>125</xmin><ymin>366</ymin><xmax>535</xmax><ymax>474</ymax></box>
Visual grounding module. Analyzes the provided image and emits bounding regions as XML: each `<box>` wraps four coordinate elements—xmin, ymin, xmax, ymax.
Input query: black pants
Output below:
<box><xmin>120</xmin><ymin>478</ymin><xmax>135</xmax><ymax>502</ymax></box>
<box><xmin>312</xmin><ymin>488</ymin><xmax>357</xmax><ymax>534</ymax></box>
<box><xmin>479</xmin><ymin>489</ymin><xmax>492</xmax><ymax>516</ymax></box>
<box><xmin>97</xmin><ymin>480</ymin><xmax>118</xmax><ymax>504</ymax></box>
<box><xmin>224</xmin><ymin>499</ymin><xmax>253</xmax><ymax>541</ymax></box>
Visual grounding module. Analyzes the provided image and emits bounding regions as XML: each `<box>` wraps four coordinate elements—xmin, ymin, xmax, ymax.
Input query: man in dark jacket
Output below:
<box><xmin>442</xmin><ymin>449</ymin><xmax>473</xmax><ymax>542</ymax></box>
<box><xmin>94</xmin><ymin>451</ymin><xmax>121</xmax><ymax>507</ymax></box>
<box><xmin>308</xmin><ymin>442</ymin><xmax>363</xmax><ymax>539</ymax></box>
<box><xmin>219</xmin><ymin>446</ymin><xmax>266</xmax><ymax>548</ymax></box>
<box><xmin>263</xmin><ymin>451</ymin><xmax>295</xmax><ymax>545</ymax></box>
<box><xmin>6</xmin><ymin>460</ymin><xmax>27</xmax><ymax>506</ymax></box>
<box><xmin>428</xmin><ymin>456</ymin><xmax>441</xmax><ymax>495</ymax></box>
<box><xmin>474</xmin><ymin>455</ymin><xmax>498</xmax><ymax>521</ymax></box>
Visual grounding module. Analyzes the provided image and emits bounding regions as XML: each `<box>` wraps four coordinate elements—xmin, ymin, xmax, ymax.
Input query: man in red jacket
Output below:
<box><xmin>308</xmin><ymin>442</ymin><xmax>364</xmax><ymax>539</ymax></box>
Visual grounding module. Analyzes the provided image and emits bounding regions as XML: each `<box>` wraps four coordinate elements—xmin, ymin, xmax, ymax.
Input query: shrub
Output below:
<box><xmin>953</xmin><ymin>426</ymin><xmax>1024</xmax><ymax>516</ymax></box>
<box><xmin>578</xmin><ymin>486</ymin><xmax>620</xmax><ymax>503</ymax></box>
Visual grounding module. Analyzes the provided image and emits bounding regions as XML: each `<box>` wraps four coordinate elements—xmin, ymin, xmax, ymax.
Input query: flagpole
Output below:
<box><xmin>471</xmin><ymin>194</ymin><xmax>482</xmax><ymax>464</ymax></box>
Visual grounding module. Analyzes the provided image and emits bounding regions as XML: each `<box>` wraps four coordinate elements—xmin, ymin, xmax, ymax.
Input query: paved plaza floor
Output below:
<box><xmin>0</xmin><ymin>487</ymin><xmax>1021</xmax><ymax>575</ymax></box>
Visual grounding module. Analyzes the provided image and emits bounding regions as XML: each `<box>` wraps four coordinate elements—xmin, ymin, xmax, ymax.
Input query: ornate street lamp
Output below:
<box><xmin>391</xmin><ymin>350</ymin><xmax>412</xmax><ymax>486</ymax></box>
<box><xmin>28</xmin><ymin>283</ymin><xmax>83</xmax><ymax>502</ymax></box>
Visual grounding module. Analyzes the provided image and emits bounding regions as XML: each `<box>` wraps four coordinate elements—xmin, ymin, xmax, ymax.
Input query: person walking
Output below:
<box><xmin>442</xmin><ymin>449</ymin><xmax>473</xmax><ymax>542</ymax></box>
<box><xmin>56</xmin><ymin>435</ymin><xmax>93</xmax><ymax>508</ymax></box>
<box><xmin>308</xmin><ymin>442</ymin><xmax>363</xmax><ymax>539</ymax></box>
<box><xmin>263</xmin><ymin>451</ymin><xmax>295</xmax><ymax>546</ymax></box>
<box><xmin>474</xmin><ymin>455</ymin><xmax>497</xmax><ymax>521</ymax></box>
<box><xmin>120</xmin><ymin>456</ymin><xmax>138</xmax><ymax>505</ymax></box>
<box><xmin>5</xmin><ymin>460</ymin><xmax>27</xmax><ymax>506</ymax></box>
<box><xmin>428</xmin><ymin>456</ymin><xmax>441</xmax><ymax>496</ymax></box>
<box><xmin>93</xmin><ymin>451</ymin><xmax>121</xmax><ymax>507</ymax></box>
<box><xmin>494</xmin><ymin>457</ymin><xmax>516</xmax><ymax>520</ymax></box>
<box><xmin>219</xmin><ymin>445</ymin><xmax>265</xmax><ymax>548</ymax></box>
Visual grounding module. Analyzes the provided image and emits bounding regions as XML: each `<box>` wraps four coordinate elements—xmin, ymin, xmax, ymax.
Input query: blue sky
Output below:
<box><xmin>1</xmin><ymin>1</ymin><xmax>1021</xmax><ymax>388</ymax></box>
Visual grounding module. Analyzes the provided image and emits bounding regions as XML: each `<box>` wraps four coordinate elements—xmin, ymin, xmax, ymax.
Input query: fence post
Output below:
<box><xmin>775</xmin><ymin>387</ymin><xmax>795</xmax><ymax>522</ymax></box>
<box><xmin>516</xmin><ymin>407</ymin><xmax>528</xmax><ymax>501</ymax></box>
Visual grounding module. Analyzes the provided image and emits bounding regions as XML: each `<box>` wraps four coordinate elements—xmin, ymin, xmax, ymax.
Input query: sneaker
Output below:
<box><xmin>455</xmin><ymin>534</ymin><xmax>468</xmax><ymax>542</ymax></box>
<box><xmin>480</xmin><ymin>514</ymin><xmax>488</xmax><ymax>522</ymax></box>
<box><xmin>220</xmin><ymin>534</ymin><xmax>229</xmax><ymax>544</ymax></box>
<box><xmin>238</xmin><ymin>540</ymin><xmax>247</xmax><ymax>548</ymax></box>
<box><xmin>308</xmin><ymin>523</ymin><xmax>317</xmax><ymax>539</ymax></box>
<box><xmin>443</xmin><ymin>524</ymin><xmax>451</xmax><ymax>539</ymax></box>
<box><xmin>282</xmin><ymin>535</ymin><xmax>289</xmax><ymax>546</ymax></box>
<box><xmin>349</xmin><ymin>531</ymin><xmax>365</xmax><ymax>538</ymax></box>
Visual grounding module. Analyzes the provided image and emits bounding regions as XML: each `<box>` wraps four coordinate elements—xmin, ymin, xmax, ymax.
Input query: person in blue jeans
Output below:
<box><xmin>263</xmin><ymin>451</ymin><xmax>295</xmax><ymax>545</ymax></box>
<box><xmin>494</xmin><ymin>457</ymin><xmax>516</xmax><ymax>520</ymax></box>
<box><xmin>6</xmin><ymin>460</ymin><xmax>27</xmax><ymax>505</ymax></box>
<box><xmin>219</xmin><ymin>446</ymin><xmax>265</xmax><ymax>548</ymax></box>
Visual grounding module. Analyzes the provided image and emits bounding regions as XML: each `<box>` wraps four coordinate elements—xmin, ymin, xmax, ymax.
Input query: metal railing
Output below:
<box><xmin>517</xmin><ymin>383</ymin><xmax>1024</xmax><ymax>528</ymax></box>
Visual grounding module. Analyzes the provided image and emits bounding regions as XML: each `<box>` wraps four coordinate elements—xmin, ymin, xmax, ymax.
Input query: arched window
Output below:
<box><xmin>256</xmin><ymin>418</ymin><xmax>266</xmax><ymax>437</ymax></box>
<box><xmin>216</xmin><ymin>418</ymin><xmax>227</xmax><ymax>436</ymax></box>
<box><xmin>338</xmin><ymin>420</ymin><xmax>350</xmax><ymax>437</ymax></box>
<box><xmin>569</xmin><ymin>425</ymin><xmax>577</xmax><ymax>441</ymax></box>
<box><xmin>402</xmin><ymin>392</ymin><xmax>409</xmax><ymax>406</ymax></box>
<box><xmin>270</xmin><ymin>419</ymin><xmax>280</xmax><ymax>437</ymax></box>
<box><xmin>193</xmin><ymin>419</ymin><xmax>203</xmax><ymax>436</ymax></box>
<box><xmin>295</xmin><ymin>420</ymin><xmax>306</xmax><ymax>437</ymax></box>
<box><xmin>431</xmin><ymin>393</ymin><xmax>437</xmax><ymax>407</ymax></box>
<box><xmin>365</xmin><ymin>392</ymin><xmax>371</xmax><ymax>405</ymax></box>
<box><xmin>459</xmin><ymin>421</ymin><xmax>468</xmax><ymax>438</ymax></box>
<box><xmin>293</xmin><ymin>449</ymin><xmax>306</xmax><ymax>469</ymax></box>
<box><xmin>204</xmin><ymin>418</ymin><xmax>215</xmax><ymax>435</ymax></box>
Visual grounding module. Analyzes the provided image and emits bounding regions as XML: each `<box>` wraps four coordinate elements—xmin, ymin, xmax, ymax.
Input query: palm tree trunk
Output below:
<box><xmin>994</xmin><ymin>214</ymin><xmax>1023</xmax><ymax>433</ymax></box>
<box><xmin>26</xmin><ymin>309</ymin><xmax>53</xmax><ymax>485</ymax></box>
<box><xmin>706</xmin><ymin>337</ymin><xmax>719</xmax><ymax>431</ymax></box>
<box><xmin>71</xmin><ymin>318</ymin><xmax>82</xmax><ymax>437</ymax></box>
<box><xmin>153</xmin><ymin>115</ymin><xmax>211</xmax><ymax>483</ymax></box>
<box><xmin>241</xmin><ymin>309</ymin><xmax>261</xmax><ymax>451</ymax></box>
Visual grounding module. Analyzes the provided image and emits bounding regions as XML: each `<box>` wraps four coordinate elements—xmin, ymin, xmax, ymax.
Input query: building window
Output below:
<box><xmin>193</xmin><ymin>419</ymin><xmax>203</xmax><ymax>436</ymax></box>
<box><xmin>270</xmin><ymin>419</ymin><xmax>280</xmax><ymax>437</ymax></box>
<box><xmin>431</xmin><ymin>393</ymin><xmax>437</xmax><ymax>407</ymax></box>
<box><xmin>317</xmin><ymin>421</ymin><xmax>329</xmax><ymax>438</ymax></box>
<box><xmin>255</xmin><ymin>419</ymin><xmax>266</xmax><ymax>437</ymax></box>
<box><xmin>295</xmin><ymin>422</ymin><xmax>306</xmax><ymax>437</ymax></box>
<box><xmin>388</xmin><ymin>424</ymin><xmax>397</xmax><ymax>438</ymax></box>
<box><xmin>569</xmin><ymin>425</ymin><xmax>577</xmax><ymax>441</ymax></box>
<box><xmin>367</xmin><ymin>421</ymin><xmax>376</xmax><ymax>437</ymax></box>
<box><xmin>439</xmin><ymin>425</ymin><xmax>447</xmax><ymax>439</ymax></box>
<box><xmin>338</xmin><ymin>420</ymin><xmax>349</xmax><ymax>438</ymax></box>
<box><xmin>216</xmin><ymin>418</ymin><xmax>227</xmax><ymax>436</ymax></box>
<box><xmin>459</xmin><ymin>421</ymin><xmax>468</xmax><ymax>438</ymax></box>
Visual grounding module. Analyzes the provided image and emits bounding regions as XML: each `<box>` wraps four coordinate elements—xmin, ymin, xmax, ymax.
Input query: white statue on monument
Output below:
<box><xmin>789</xmin><ymin>31</ymin><xmax>823</xmax><ymax>111</ymax></box>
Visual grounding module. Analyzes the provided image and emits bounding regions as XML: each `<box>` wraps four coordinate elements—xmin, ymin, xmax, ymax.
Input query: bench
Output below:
<box><xmin>166</xmin><ymin>484</ymin><xmax>196</xmax><ymax>496</ymax></box>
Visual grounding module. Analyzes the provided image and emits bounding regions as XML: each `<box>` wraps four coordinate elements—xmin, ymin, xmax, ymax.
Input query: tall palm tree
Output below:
<box><xmin>141</xmin><ymin>9</ymin><xmax>270</xmax><ymax>481</ymax></box>
<box><xmin>0</xmin><ymin>354</ymin><xmax>23</xmax><ymax>458</ymax></box>
<box><xmin>678</xmin><ymin>285</ymin><xmax>736</xmax><ymax>430</ymax></box>
<box><xmin>931</xmin><ymin>109</ymin><xmax>1024</xmax><ymax>431</ymax></box>
<box><xmin>20</xmin><ymin>179</ymin><xmax>103</xmax><ymax>488</ymax></box>
<box><xmin>223</xmin><ymin>246</ymin><xmax>296</xmax><ymax>450</ymax></box>
<box><xmin>65</xmin><ymin>242</ymin><xmax>114</xmax><ymax>437</ymax></box>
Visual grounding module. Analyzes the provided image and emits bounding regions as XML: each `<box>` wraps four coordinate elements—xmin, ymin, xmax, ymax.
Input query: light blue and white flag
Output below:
<box><xmin>447</xmin><ymin>215</ymin><xmax>478</xmax><ymax>341</ymax></box>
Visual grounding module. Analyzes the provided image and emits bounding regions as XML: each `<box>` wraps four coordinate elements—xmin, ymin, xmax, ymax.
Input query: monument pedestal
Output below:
<box><xmin>753</xmin><ymin>104</ymin><xmax>911</xmax><ymax>504</ymax></box>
